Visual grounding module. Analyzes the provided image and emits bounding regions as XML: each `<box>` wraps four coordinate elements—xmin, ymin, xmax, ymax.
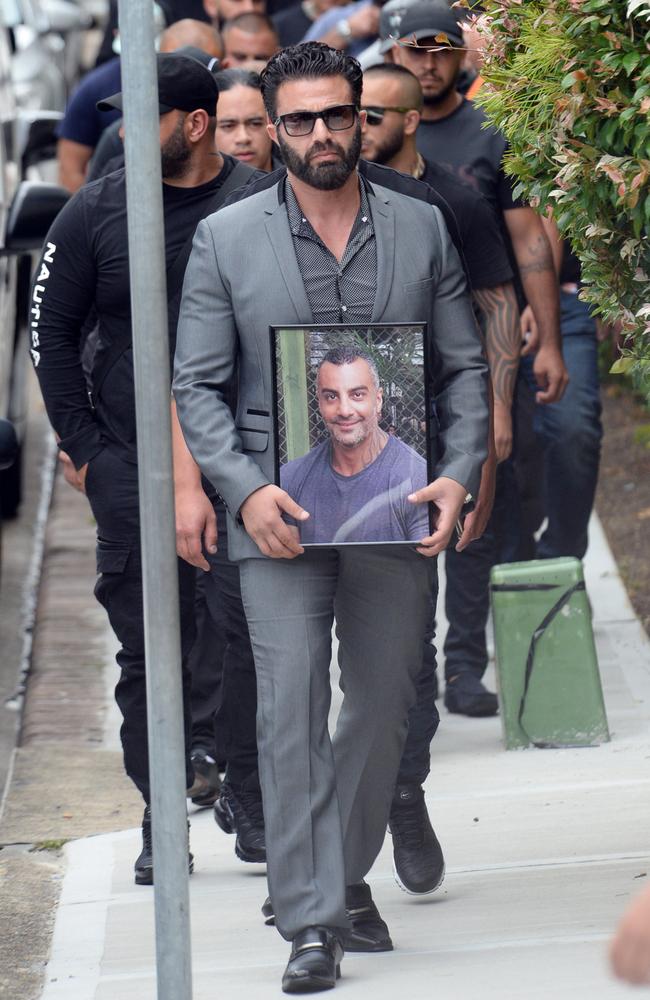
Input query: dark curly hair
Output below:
<box><xmin>260</xmin><ymin>42</ymin><xmax>363</xmax><ymax>120</ymax></box>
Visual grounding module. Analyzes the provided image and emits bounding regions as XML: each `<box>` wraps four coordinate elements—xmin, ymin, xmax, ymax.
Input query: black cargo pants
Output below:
<box><xmin>85</xmin><ymin>445</ymin><xmax>196</xmax><ymax>803</ymax></box>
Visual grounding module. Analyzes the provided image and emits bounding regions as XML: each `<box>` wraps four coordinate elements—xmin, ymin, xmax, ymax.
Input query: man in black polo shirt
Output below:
<box><xmin>30</xmin><ymin>53</ymin><xmax>265</xmax><ymax>884</ymax></box>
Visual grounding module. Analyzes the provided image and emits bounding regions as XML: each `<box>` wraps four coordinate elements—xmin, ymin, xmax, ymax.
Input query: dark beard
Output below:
<box><xmin>278</xmin><ymin>123</ymin><xmax>361</xmax><ymax>191</ymax></box>
<box><xmin>422</xmin><ymin>76</ymin><xmax>459</xmax><ymax>107</ymax></box>
<box><xmin>161</xmin><ymin>118</ymin><xmax>191</xmax><ymax>179</ymax></box>
<box><xmin>372</xmin><ymin>124</ymin><xmax>406</xmax><ymax>166</ymax></box>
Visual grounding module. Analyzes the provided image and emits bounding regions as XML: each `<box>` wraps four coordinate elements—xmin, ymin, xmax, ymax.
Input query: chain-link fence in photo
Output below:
<box><xmin>273</xmin><ymin>323</ymin><xmax>428</xmax><ymax>467</ymax></box>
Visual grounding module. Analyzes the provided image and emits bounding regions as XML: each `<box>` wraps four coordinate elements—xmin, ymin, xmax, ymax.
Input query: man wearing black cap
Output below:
<box><xmin>88</xmin><ymin>21</ymin><xmax>224</xmax><ymax>183</ymax></box>
<box><xmin>30</xmin><ymin>51</ymin><xmax>264</xmax><ymax>884</ymax></box>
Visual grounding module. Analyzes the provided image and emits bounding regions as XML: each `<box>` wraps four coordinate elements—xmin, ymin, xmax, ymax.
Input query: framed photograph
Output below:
<box><xmin>270</xmin><ymin>322</ymin><xmax>432</xmax><ymax>546</ymax></box>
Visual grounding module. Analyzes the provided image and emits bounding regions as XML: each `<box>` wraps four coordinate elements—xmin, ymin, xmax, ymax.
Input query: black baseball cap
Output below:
<box><xmin>379</xmin><ymin>0</ymin><xmax>419</xmax><ymax>54</ymax></box>
<box><xmin>97</xmin><ymin>52</ymin><xmax>219</xmax><ymax>115</ymax></box>
<box><xmin>397</xmin><ymin>1</ymin><xmax>464</xmax><ymax>47</ymax></box>
<box><xmin>171</xmin><ymin>46</ymin><xmax>221</xmax><ymax>74</ymax></box>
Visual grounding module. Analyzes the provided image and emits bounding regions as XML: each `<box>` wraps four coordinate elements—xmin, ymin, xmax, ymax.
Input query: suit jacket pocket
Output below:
<box><xmin>237</xmin><ymin>428</ymin><xmax>269</xmax><ymax>453</ymax></box>
<box><xmin>404</xmin><ymin>276</ymin><xmax>434</xmax><ymax>294</ymax></box>
<box><xmin>403</xmin><ymin>276</ymin><xmax>434</xmax><ymax>320</ymax></box>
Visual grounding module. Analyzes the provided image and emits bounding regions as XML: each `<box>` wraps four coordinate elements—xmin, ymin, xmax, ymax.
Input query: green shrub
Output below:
<box><xmin>473</xmin><ymin>0</ymin><xmax>650</xmax><ymax>387</ymax></box>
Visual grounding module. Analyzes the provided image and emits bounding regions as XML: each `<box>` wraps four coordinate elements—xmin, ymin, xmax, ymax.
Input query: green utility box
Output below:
<box><xmin>490</xmin><ymin>557</ymin><xmax>609</xmax><ymax>750</ymax></box>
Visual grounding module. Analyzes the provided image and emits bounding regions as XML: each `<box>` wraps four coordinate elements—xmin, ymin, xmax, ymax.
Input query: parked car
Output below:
<box><xmin>0</xmin><ymin>5</ymin><xmax>69</xmax><ymax>519</ymax></box>
<box><xmin>2</xmin><ymin>0</ymin><xmax>92</xmax><ymax>110</ymax></box>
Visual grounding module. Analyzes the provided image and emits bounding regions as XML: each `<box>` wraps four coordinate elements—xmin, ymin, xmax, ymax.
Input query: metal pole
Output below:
<box><xmin>117</xmin><ymin>3</ymin><xmax>193</xmax><ymax>998</ymax></box>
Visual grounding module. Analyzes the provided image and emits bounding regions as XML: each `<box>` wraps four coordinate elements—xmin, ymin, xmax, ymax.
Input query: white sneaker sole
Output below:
<box><xmin>392</xmin><ymin>860</ymin><xmax>446</xmax><ymax>896</ymax></box>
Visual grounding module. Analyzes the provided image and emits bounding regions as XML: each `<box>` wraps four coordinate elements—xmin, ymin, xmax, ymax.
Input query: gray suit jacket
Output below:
<box><xmin>173</xmin><ymin>177</ymin><xmax>489</xmax><ymax>561</ymax></box>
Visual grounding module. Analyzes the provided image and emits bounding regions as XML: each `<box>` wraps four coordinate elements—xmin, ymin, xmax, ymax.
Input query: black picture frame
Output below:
<box><xmin>269</xmin><ymin>322</ymin><xmax>433</xmax><ymax>547</ymax></box>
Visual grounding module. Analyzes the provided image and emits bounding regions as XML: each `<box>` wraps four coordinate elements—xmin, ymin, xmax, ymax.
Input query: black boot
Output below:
<box><xmin>134</xmin><ymin>805</ymin><xmax>195</xmax><ymax>886</ymax></box>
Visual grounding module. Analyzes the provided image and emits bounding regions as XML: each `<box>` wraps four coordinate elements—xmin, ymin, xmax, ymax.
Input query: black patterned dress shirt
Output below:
<box><xmin>284</xmin><ymin>177</ymin><xmax>377</xmax><ymax>324</ymax></box>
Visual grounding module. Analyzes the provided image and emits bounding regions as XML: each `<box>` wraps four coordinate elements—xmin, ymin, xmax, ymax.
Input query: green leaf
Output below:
<box><xmin>561</xmin><ymin>72</ymin><xmax>578</xmax><ymax>89</ymax></box>
<box><xmin>623</xmin><ymin>51</ymin><xmax>641</xmax><ymax>73</ymax></box>
<box><xmin>599</xmin><ymin>118</ymin><xmax>620</xmax><ymax>147</ymax></box>
<box><xmin>610</xmin><ymin>357</ymin><xmax>635</xmax><ymax>374</ymax></box>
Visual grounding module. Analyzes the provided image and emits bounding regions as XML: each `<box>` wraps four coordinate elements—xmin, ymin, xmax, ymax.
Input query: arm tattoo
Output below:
<box><xmin>473</xmin><ymin>282</ymin><xmax>520</xmax><ymax>409</ymax></box>
<box><xmin>517</xmin><ymin>234</ymin><xmax>555</xmax><ymax>277</ymax></box>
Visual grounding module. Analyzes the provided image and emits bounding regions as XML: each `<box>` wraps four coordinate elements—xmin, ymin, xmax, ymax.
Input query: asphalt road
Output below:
<box><xmin>0</xmin><ymin>370</ymin><xmax>54</xmax><ymax>798</ymax></box>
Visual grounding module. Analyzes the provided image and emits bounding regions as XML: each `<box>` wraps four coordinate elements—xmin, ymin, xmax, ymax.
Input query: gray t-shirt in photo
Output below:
<box><xmin>281</xmin><ymin>434</ymin><xmax>429</xmax><ymax>544</ymax></box>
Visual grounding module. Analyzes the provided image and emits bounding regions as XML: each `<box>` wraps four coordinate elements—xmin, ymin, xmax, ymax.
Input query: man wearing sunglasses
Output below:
<box><xmin>174</xmin><ymin>41</ymin><xmax>488</xmax><ymax>994</ymax></box>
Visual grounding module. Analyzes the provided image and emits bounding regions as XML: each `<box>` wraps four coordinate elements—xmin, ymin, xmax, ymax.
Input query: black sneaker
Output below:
<box><xmin>134</xmin><ymin>806</ymin><xmax>195</xmax><ymax>886</ymax></box>
<box><xmin>213</xmin><ymin>771</ymin><xmax>266</xmax><ymax>863</ymax></box>
<box><xmin>444</xmin><ymin>673</ymin><xmax>498</xmax><ymax>717</ymax></box>
<box><xmin>187</xmin><ymin>747</ymin><xmax>221</xmax><ymax>808</ymax></box>
<box><xmin>389</xmin><ymin>784</ymin><xmax>445</xmax><ymax>895</ymax></box>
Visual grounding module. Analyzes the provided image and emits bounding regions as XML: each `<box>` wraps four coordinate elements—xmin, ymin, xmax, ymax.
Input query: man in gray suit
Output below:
<box><xmin>174</xmin><ymin>41</ymin><xmax>488</xmax><ymax>994</ymax></box>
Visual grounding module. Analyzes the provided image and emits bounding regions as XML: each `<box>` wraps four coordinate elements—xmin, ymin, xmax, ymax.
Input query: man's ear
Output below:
<box><xmin>267</xmin><ymin>119</ymin><xmax>278</xmax><ymax>145</ymax></box>
<box><xmin>203</xmin><ymin>0</ymin><xmax>219</xmax><ymax>21</ymax></box>
<box><xmin>186</xmin><ymin>109</ymin><xmax>210</xmax><ymax>142</ymax></box>
<box><xmin>403</xmin><ymin>109</ymin><xmax>420</xmax><ymax>136</ymax></box>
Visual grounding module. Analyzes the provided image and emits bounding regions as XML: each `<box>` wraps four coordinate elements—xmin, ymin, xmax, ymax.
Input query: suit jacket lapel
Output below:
<box><xmin>370</xmin><ymin>188</ymin><xmax>395</xmax><ymax>322</ymax></box>
<box><xmin>263</xmin><ymin>195</ymin><xmax>314</xmax><ymax>324</ymax></box>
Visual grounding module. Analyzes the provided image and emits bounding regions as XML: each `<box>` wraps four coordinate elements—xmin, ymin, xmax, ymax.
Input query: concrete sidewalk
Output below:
<box><xmin>38</xmin><ymin>516</ymin><xmax>650</xmax><ymax>999</ymax></box>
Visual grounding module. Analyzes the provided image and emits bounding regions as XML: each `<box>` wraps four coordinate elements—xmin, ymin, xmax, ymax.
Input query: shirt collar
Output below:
<box><xmin>284</xmin><ymin>175</ymin><xmax>374</xmax><ymax>239</ymax></box>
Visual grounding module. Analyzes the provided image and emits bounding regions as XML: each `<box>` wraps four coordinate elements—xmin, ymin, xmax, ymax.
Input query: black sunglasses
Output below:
<box><xmin>362</xmin><ymin>105</ymin><xmax>415</xmax><ymax>125</ymax></box>
<box><xmin>274</xmin><ymin>104</ymin><xmax>358</xmax><ymax>137</ymax></box>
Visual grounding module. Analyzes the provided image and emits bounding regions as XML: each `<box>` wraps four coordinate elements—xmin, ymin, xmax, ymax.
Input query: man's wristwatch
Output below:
<box><xmin>336</xmin><ymin>17</ymin><xmax>352</xmax><ymax>39</ymax></box>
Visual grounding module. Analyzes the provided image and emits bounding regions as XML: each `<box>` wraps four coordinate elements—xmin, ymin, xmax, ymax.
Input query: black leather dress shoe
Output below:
<box><xmin>339</xmin><ymin>880</ymin><xmax>393</xmax><ymax>952</ymax></box>
<box><xmin>264</xmin><ymin>881</ymin><xmax>392</xmax><ymax>953</ymax></box>
<box><xmin>282</xmin><ymin>926</ymin><xmax>343</xmax><ymax>994</ymax></box>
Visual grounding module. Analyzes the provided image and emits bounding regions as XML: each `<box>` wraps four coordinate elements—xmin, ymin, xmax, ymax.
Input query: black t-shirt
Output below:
<box><xmin>416</xmin><ymin>98</ymin><xmax>523</xmax><ymax>215</ymax></box>
<box><xmin>417</xmin><ymin>98</ymin><xmax>526</xmax><ymax>306</ymax></box>
<box><xmin>267</xmin><ymin>0</ymin><xmax>301</xmax><ymax>17</ymax></box>
<box><xmin>87</xmin><ymin>118</ymin><xmax>123</xmax><ymax>183</ymax></box>
<box><xmin>419</xmin><ymin>158</ymin><xmax>512</xmax><ymax>290</ymax></box>
<box><xmin>160</xmin><ymin>0</ymin><xmax>211</xmax><ymax>21</ymax></box>
<box><xmin>30</xmin><ymin>156</ymin><xmax>260</xmax><ymax>468</ymax></box>
<box><xmin>273</xmin><ymin>3</ymin><xmax>312</xmax><ymax>45</ymax></box>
